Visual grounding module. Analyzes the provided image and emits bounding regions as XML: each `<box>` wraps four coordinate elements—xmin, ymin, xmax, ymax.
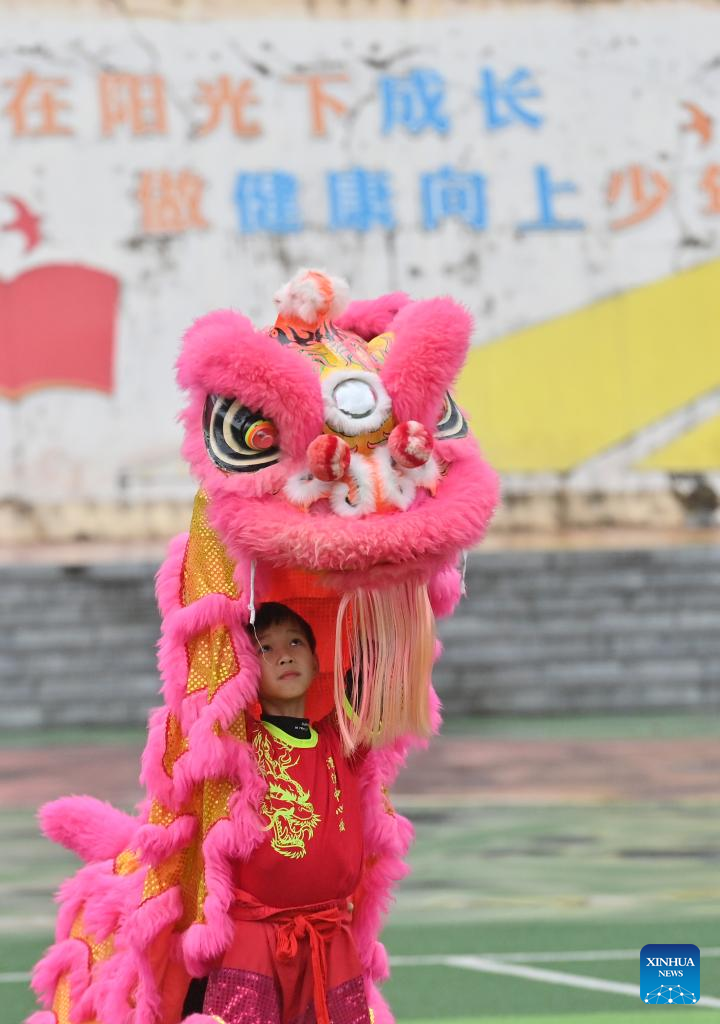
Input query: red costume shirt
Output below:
<box><xmin>203</xmin><ymin>716</ymin><xmax>371</xmax><ymax>1024</ymax></box>
<box><xmin>235</xmin><ymin>715</ymin><xmax>365</xmax><ymax>907</ymax></box>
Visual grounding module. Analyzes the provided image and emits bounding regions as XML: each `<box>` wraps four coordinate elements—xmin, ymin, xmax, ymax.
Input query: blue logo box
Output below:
<box><xmin>640</xmin><ymin>944</ymin><xmax>700</xmax><ymax>1004</ymax></box>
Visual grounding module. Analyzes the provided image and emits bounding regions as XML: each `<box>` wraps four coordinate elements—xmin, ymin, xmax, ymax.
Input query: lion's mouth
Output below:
<box><xmin>283</xmin><ymin>447</ymin><xmax>444</xmax><ymax>519</ymax></box>
<box><xmin>219</xmin><ymin>445</ymin><xmax>497</xmax><ymax>581</ymax></box>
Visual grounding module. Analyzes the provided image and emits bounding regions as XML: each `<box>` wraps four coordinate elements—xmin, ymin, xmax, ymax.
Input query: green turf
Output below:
<box><xmin>5</xmin><ymin>711</ymin><xmax>718</xmax><ymax>1021</ymax></box>
<box><xmin>0</xmin><ymin>934</ymin><xmax>51</xmax><ymax>972</ymax></box>
<box><xmin>440</xmin><ymin>711</ymin><xmax>720</xmax><ymax>741</ymax></box>
<box><xmin>3</xmin><ymin>709</ymin><xmax>719</xmax><ymax>751</ymax></box>
<box><xmin>8</xmin><ymin>800</ymin><xmax>719</xmax><ymax>932</ymax></box>
<box><xmin>399</xmin><ymin>1017</ymin><xmax>715</xmax><ymax>1024</ymax></box>
<box><xmin>8</xmin><ymin>919</ymin><xmax>719</xmax><ymax>1021</ymax></box>
<box><xmin>382</xmin><ymin>916</ymin><xmax>720</xmax><ymax>957</ymax></box>
<box><xmin>380</xmin><ymin>918</ymin><xmax>719</xmax><ymax>1018</ymax></box>
<box><xmin>1</xmin><ymin>935</ymin><xmax>48</xmax><ymax>1022</ymax></box>
<box><xmin>384</xmin><ymin>961</ymin><xmax>626</xmax><ymax>1017</ymax></box>
<box><xmin>391</xmin><ymin>801</ymin><xmax>720</xmax><ymax>926</ymax></box>
<box><xmin>0</xmin><ymin>725</ymin><xmax>145</xmax><ymax>749</ymax></box>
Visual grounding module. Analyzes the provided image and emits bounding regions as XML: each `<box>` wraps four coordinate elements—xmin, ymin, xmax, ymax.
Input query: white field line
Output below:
<box><xmin>391</xmin><ymin>947</ymin><xmax>720</xmax><ymax>965</ymax></box>
<box><xmin>466</xmin><ymin>947</ymin><xmax>720</xmax><ymax>963</ymax></box>
<box><xmin>390</xmin><ymin>954</ymin><xmax>720</xmax><ymax>1009</ymax></box>
<box><xmin>6</xmin><ymin>947</ymin><xmax>720</xmax><ymax>1008</ymax></box>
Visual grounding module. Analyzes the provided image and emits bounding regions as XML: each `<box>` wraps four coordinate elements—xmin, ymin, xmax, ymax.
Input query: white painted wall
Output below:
<box><xmin>1</xmin><ymin>5</ymin><xmax>718</xmax><ymax>524</ymax></box>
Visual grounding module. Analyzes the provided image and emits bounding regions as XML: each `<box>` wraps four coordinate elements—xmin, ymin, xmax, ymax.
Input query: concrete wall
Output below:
<box><xmin>2</xmin><ymin>1</ymin><xmax>719</xmax><ymax>541</ymax></box>
<box><xmin>3</xmin><ymin>544</ymin><xmax>719</xmax><ymax>729</ymax></box>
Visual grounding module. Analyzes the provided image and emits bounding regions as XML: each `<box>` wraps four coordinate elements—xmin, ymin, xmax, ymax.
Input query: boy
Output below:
<box><xmin>201</xmin><ymin>602</ymin><xmax>371</xmax><ymax>1024</ymax></box>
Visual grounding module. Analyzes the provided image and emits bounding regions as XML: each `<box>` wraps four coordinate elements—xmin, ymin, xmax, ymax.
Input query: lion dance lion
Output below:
<box><xmin>28</xmin><ymin>269</ymin><xmax>499</xmax><ymax>1024</ymax></box>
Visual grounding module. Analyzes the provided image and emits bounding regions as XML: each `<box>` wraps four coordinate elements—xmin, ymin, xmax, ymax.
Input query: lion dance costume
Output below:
<box><xmin>28</xmin><ymin>270</ymin><xmax>499</xmax><ymax>1024</ymax></box>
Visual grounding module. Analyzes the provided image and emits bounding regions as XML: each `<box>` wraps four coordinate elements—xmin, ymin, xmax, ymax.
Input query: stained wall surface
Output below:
<box><xmin>2</xmin><ymin>1</ymin><xmax>719</xmax><ymax>539</ymax></box>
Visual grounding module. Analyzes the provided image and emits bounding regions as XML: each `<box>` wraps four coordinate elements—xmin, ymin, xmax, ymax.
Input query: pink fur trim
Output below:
<box><xmin>428</xmin><ymin>562</ymin><xmax>463</xmax><ymax>619</ymax></box>
<box><xmin>158</xmin><ymin>592</ymin><xmax>248</xmax><ymax>712</ymax></box>
<box><xmin>141</xmin><ymin>581</ymin><xmax>266</xmax><ymax>980</ymax></box>
<box><xmin>366</xmin><ymin>981</ymin><xmax>395</xmax><ymax>1024</ymax></box>
<box><xmin>54</xmin><ymin>859</ymin><xmax>133</xmax><ymax>940</ymax></box>
<box><xmin>181</xmin><ymin>406</ymin><xmax>295</xmax><ymax>501</ymax></box>
<box><xmin>202</xmin><ymin>442</ymin><xmax>498</xmax><ymax>579</ymax></box>
<box><xmin>91</xmin><ymin>948</ymin><xmax>140</xmax><ymax>1024</ymax></box>
<box><xmin>126</xmin><ymin>886</ymin><xmax>183</xmax><ymax>957</ymax></box>
<box><xmin>174</xmin><ymin>658</ymin><xmax>259</xmax><ymax>794</ymax></box>
<box><xmin>77</xmin><ymin>887</ymin><xmax>182</xmax><ymax>1024</ymax></box>
<box><xmin>140</xmin><ymin>705</ymin><xmax>177</xmax><ymax>807</ymax></box>
<box><xmin>31</xmin><ymin>939</ymin><xmax>85</xmax><ymax>1005</ymax></box>
<box><xmin>177</xmin><ymin>310</ymin><xmax>323</xmax><ymax>466</ymax></box>
<box><xmin>143</xmin><ymin>607</ymin><xmax>261</xmax><ymax>817</ymax></box>
<box><xmin>335</xmin><ymin>292</ymin><xmax>411</xmax><ymax>340</ymax></box>
<box><xmin>31</xmin><ymin>938</ymin><xmax>93</xmax><ymax>1021</ymax></box>
<box><xmin>39</xmin><ymin>797</ymin><xmax>135</xmax><ymax>863</ymax></box>
<box><xmin>135</xmin><ymin>814</ymin><xmax>197</xmax><ymax>865</ymax></box>
<box><xmin>352</xmin><ymin>742</ymin><xmax>415</xmax><ymax>992</ymax></box>
<box><xmin>155</xmin><ymin>531</ymin><xmax>188</xmax><ymax>618</ymax></box>
<box><xmin>182</xmin><ymin>747</ymin><xmax>266</xmax><ymax>976</ymax></box>
<box><xmin>381</xmin><ymin>297</ymin><xmax>472</xmax><ymax>428</ymax></box>
<box><xmin>82</xmin><ymin>869</ymin><xmax>144</xmax><ymax>941</ymax></box>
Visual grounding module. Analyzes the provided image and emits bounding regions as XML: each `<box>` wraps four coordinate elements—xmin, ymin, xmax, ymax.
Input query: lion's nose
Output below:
<box><xmin>388</xmin><ymin>421</ymin><xmax>434</xmax><ymax>467</ymax></box>
<box><xmin>307</xmin><ymin>434</ymin><xmax>351</xmax><ymax>481</ymax></box>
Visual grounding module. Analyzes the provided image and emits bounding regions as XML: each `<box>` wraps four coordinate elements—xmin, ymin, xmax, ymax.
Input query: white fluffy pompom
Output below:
<box><xmin>273</xmin><ymin>267</ymin><xmax>350</xmax><ymax>324</ymax></box>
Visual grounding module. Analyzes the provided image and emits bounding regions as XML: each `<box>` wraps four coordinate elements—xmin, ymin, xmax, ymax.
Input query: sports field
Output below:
<box><xmin>3</xmin><ymin>711</ymin><xmax>719</xmax><ymax>1023</ymax></box>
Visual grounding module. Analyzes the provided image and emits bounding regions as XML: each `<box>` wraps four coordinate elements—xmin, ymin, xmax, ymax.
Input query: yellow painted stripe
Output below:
<box><xmin>457</xmin><ymin>260</ymin><xmax>720</xmax><ymax>472</ymax></box>
<box><xmin>637</xmin><ymin>413</ymin><xmax>720</xmax><ymax>470</ymax></box>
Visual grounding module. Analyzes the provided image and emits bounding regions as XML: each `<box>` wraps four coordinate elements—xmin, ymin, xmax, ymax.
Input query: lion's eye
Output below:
<box><xmin>203</xmin><ymin>395</ymin><xmax>280</xmax><ymax>473</ymax></box>
<box><xmin>243</xmin><ymin>418</ymin><xmax>278</xmax><ymax>451</ymax></box>
<box><xmin>435</xmin><ymin>392</ymin><xmax>468</xmax><ymax>440</ymax></box>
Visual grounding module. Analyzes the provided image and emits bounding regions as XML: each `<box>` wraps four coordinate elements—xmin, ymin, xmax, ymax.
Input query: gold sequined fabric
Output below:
<box><xmin>202</xmin><ymin>778</ymin><xmax>235</xmax><ymax>838</ymax></box>
<box><xmin>142</xmin><ymin>850</ymin><xmax>186</xmax><ymax>905</ymax></box>
<box><xmin>140</xmin><ymin>776</ymin><xmax>236</xmax><ymax>930</ymax></box>
<box><xmin>176</xmin><ymin>831</ymin><xmax>208</xmax><ymax>930</ymax></box>
<box><xmin>186</xmin><ymin>626</ymin><xmax>239</xmax><ymax>699</ymax></box>
<box><xmin>215</xmin><ymin>712</ymin><xmax>247</xmax><ymax>743</ymax></box>
<box><xmin>68</xmin><ymin>910</ymin><xmax>115</xmax><ymax>979</ymax></box>
<box><xmin>162</xmin><ymin>712</ymin><xmax>189</xmax><ymax>778</ymax></box>
<box><xmin>52</xmin><ymin>973</ymin><xmax>72</xmax><ymax>1024</ymax></box>
<box><xmin>182</xmin><ymin>490</ymin><xmax>238</xmax><ymax>606</ymax></box>
<box><xmin>114</xmin><ymin>849</ymin><xmax>141</xmax><ymax>876</ymax></box>
<box><xmin>141</xmin><ymin>489</ymin><xmax>248</xmax><ymax>934</ymax></box>
<box><xmin>148</xmin><ymin>798</ymin><xmax>180</xmax><ymax>829</ymax></box>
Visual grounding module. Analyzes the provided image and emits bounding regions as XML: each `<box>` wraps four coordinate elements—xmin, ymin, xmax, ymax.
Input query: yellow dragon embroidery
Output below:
<box><xmin>253</xmin><ymin>728</ymin><xmax>321</xmax><ymax>859</ymax></box>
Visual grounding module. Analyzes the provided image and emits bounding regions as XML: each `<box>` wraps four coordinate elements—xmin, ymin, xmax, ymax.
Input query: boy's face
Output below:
<box><xmin>255</xmin><ymin>619</ymin><xmax>318</xmax><ymax>709</ymax></box>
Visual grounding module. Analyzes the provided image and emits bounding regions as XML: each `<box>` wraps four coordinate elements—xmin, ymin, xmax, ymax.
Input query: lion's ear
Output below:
<box><xmin>379</xmin><ymin>298</ymin><xmax>473</xmax><ymax>428</ymax></box>
<box><xmin>335</xmin><ymin>292</ymin><xmax>411</xmax><ymax>340</ymax></box>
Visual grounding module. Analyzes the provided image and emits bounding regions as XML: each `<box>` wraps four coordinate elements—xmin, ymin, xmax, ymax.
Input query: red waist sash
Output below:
<box><xmin>230</xmin><ymin>887</ymin><xmax>352</xmax><ymax>1024</ymax></box>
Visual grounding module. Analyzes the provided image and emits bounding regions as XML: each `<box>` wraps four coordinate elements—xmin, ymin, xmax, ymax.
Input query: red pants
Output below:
<box><xmin>203</xmin><ymin>888</ymin><xmax>371</xmax><ymax>1024</ymax></box>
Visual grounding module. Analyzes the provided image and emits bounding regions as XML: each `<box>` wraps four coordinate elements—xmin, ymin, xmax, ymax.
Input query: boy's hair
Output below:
<box><xmin>249</xmin><ymin>602</ymin><xmax>317</xmax><ymax>654</ymax></box>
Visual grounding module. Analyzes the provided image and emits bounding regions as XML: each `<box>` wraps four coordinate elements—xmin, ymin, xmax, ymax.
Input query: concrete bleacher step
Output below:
<box><xmin>1</xmin><ymin>544</ymin><xmax>718</xmax><ymax>727</ymax></box>
<box><xmin>433</xmin><ymin>545</ymin><xmax>720</xmax><ymax>714</ymax></box>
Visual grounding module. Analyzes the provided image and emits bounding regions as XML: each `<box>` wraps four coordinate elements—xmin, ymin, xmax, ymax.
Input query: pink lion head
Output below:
<box><xmin>177</xmin><ymin>269</ymin><xmax>498</xmax><ymax>588</ymax></box>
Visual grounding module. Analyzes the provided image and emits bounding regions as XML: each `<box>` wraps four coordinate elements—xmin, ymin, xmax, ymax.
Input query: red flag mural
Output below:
<box><xmin>0</xmin><ymin>264</ymin><xmax>119</xmax><ymax>398</ymax></box>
